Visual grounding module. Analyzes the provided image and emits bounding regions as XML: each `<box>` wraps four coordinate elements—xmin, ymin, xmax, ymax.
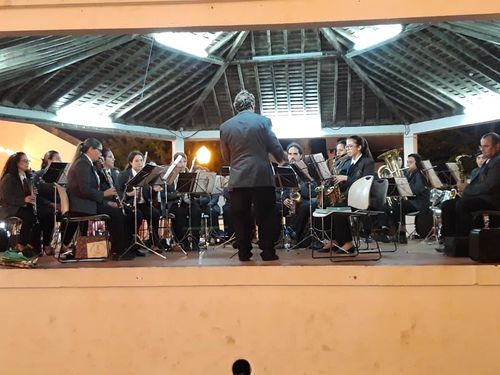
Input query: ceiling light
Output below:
<box><xmin>153</xmin><ymin>32</ymin><xmax>221</xmax><ymax>58</ymax></box>
<box><xmin>267</xmin><ymin>114</ymin><xmax>322</xmax><ymax>139</ymax></box>
<box><xmin>353</xmin><ymin>24</ymin><xmax>403</xmax><ymax>50</ymax></box>
<box><xmin>56</xmin><ymin>104</ymin><xmax>112</xmax><ymax>128</ymax></box>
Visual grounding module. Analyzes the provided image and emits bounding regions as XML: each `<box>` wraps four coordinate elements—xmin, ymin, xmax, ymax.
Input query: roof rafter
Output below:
<box><xmin>320</xmin><ymin>27</ymin><xmax>408</xmax><ymax>124</ymax></box>
<box><xmin>178</xmin><ymin>31</ymin><xmax>249</xmax><ymax>129</ymax></box>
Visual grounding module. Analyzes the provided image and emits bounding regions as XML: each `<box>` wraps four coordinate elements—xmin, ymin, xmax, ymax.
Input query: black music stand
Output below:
<box><xmin>274</xmin><ymin>166</ymin><xmax>300</xmax><ymax>250</ymax></box>
<box><xmin>176</xmin><ymin>172</ymin><xmax>200</xmax><ymax>252</ymax></box>
<box><xmin>120</xmin><ymin>164</ymin><xmax>166</xmax><ymax>260</ymax></box>
<box><xmin>41</xmin><ymin>162</ymin><xmax>69</xmax><ymax>250</ymax></box>
<box><xmin>303</xmin><ymin>154</ymin><xmax>334</xmax><ymax>247</ymax></box>
<box><xmin>383</xmin><ymin>176</ymin><xmax>414</xmax><ymax>252</ymax></box>
<box><xmin>160</xmin><ymin>158</ymin><xmax>187</xmax><ymax>255</ymax></box>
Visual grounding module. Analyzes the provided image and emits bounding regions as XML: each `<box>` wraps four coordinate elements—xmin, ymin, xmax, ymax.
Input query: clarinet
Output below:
<box><xmin>104</xmin><ymin>168</ymin><xmax>125</xmax><ymax>215</ymax></box>
<box><xmin>27</xmin><ymin>170</ymin><xmax>39</xmax><ymax>224</ymax></box>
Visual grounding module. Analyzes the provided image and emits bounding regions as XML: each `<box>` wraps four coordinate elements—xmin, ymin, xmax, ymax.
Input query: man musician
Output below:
<box><xmin>440</xmin><ymin>132</ymin><xmax>500</xmax><ymax>242</ymax></box>
<box><xmin>282</xmin><ymin>143</ymin><xmax>318</xmax><ymax>247</ymax></box>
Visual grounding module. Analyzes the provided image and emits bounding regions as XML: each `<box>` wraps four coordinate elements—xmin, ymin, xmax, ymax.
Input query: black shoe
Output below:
<box><xmin>261</xmin><ymin>253</ymin><xmax>279</xmax><ymax>261</ymax></box>
<box><xmin>399</xmin><ymin>232</ymin><xmax>408</xmax><ymax>244</ymax></box>
<box><xmin>334</xmin><ymin>246</ymin><xmax>355</xmax><ymax>255</ymax></box>
<box><xmin>238</xmin><ymin>252</ymin><xmax>253</xmax><ymax>261</ymax></box>
<box><xmin>435</xmin><ymin>244</ymin><xmax>445</xmax><ymax>253</ymax></box>
<box><xmin>134</xmin><ymin>249</ymin><xmax>146</xmax><ymax>257</ymax></box>
<box><xmin>117</xmin><ymin>252</ymin><xmax>136</xmax><ymax>260</ymax></box>
<box><xmin>309</xmin><ymin>241</ymin><xmax>324</xmax><ymax>251</ymax></box>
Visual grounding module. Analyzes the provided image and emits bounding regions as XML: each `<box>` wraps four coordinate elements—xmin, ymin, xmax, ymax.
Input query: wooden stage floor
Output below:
<box><xmin>31</xmin><ymin>238</ymin><xmax>479</xmax><ymax>269</ymax></box>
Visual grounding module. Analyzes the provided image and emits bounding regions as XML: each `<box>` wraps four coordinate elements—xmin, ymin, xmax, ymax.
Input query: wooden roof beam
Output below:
<box><xmin>320</xmin><ymin>27</ymin><xmax>408</xmax><ymax>124</ymax></box>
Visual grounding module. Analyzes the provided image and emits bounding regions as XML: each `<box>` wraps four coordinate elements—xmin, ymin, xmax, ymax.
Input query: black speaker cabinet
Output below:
<box><xmin>469</xmin><ymin>228</ymin><xmax>500</xmax><ymax>263</ymax></box>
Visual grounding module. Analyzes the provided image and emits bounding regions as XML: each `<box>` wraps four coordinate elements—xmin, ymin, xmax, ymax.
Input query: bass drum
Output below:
<box><xmin>415</xmin><ymin>210</ymin><xmax>433</xmax><ymax>238</ymax></box>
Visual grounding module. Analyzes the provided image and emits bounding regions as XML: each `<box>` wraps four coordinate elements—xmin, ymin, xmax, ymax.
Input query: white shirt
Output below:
<box><xmin>84</xmin><ymin>153</ymin><xmax>100</xmax><ymax>186</ymax></box>
<box><xmin>131</xmin><ymin>169</ymin><xmax>145</xmax><ymax>204</ymax></box>
<box><xmin>350</xmin><ymin>153</ymin><xmax>362</xmax><ymax>166</ymax></box>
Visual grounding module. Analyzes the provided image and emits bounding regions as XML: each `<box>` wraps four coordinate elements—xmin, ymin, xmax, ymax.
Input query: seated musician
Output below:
<box><xmin>62</xmin><ymin>138</ymin><xmax>130</xmax><ymax>260</ymax></box>
<box><xmin>333</xmin><ymin>138</ymin><xmax>351</xmax><ymax>175</ymax></box>
<box><xmin>440</xmin><ymin>132</ymin><xmax>500</xmax><ymax>241</ymax></box>
<box><xmin>325</xmin><ymin>135</ymin><xmax>375</xmax><ymax>253</ymax></box>
<box><xmin>117</xmin><ymin>150</ymin><xmax>162</xmax><ymax>249</ymax></box>
<box><xmin>378</xmin><ymin>153</ymin><xmax>430</xmax><ymax>244</ymax></box>
<box><xmin>0</xmin><ymin>152</ymin><xmax>40</xmax><ymax>257</ymax></box>
<box><xmin>282</xmin><ymin>143</ymin><xmax>318</xmax><ymax>246</ymax></box>
<box><xmin>35</xmin><ymin>150</ymin><xmax>62</xmax><ymax>255</ymax></box>
<box><xmin>166</xmin><ymin>152</ymin><xmax>202</xmax><ymax>251</ymax></box>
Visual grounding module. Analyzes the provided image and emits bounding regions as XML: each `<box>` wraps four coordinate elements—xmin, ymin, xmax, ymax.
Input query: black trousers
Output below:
<box><xmin>15</xmin><ymin>206</ymin><xmax>40</xmax><ymax>247</ymax></box>
<box><xmin>37</xmin><ymin>204</ymin><xmax>55</xmax><ymax>246</ymax></box>
<box><xmin>290</xmin><ymin>198</ymin><xmax>317</xmax><ymax>241</ymax></box>
<box><xmin>230</xmin><ymin>187</ymin><xmax>278</xmax><ymax>258</ymax></box>
<box><xmin>170</xmin><ymin>202</ymin><xmax>201</xmax><ymax>246</ymax></box>
<box><xmin>441</xmin><ymin>197</ymin><xmax>500</xmax><ymax>237</ymax></box>
<box><xmin>222</xmin><ymin>203</ymin><xmax>235</xmax><ymax>238</ymax></box>
<box><xmin>137</xmin><ymin>203</ymin><xmax>160</xmax><ymax>245</ymax></box>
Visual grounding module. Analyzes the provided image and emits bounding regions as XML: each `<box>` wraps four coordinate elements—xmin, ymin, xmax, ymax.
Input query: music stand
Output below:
<box><xmin>301</xmin><ymin>154</ymin><xmax>334</xmax><ymax>247</ymax></box>
<box><xmin>120</xmin><ymin>164</ymin><xmax>166</xmax><ymax>260</ymax></box>
<box><xmin>175</xmin><ymin>172</ymin><xmax>200</xmax><ymax>252</ymax></box>
<box><xmin>41</xmin><ymin>162</ymin><xmax>69</xmax><ymax>252</ymax></box>
<box><xmin>274</xmin><ymin>166</ymin><xmax>300</xmax><ymax>250</ymax></box>
<box><xmin>422</xmin><ymin>160</ymin><xmax>444</xmax><ymax>189</ymax></box>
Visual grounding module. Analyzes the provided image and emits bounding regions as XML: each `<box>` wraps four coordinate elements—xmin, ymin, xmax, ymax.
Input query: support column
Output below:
<box><xmin>172</xmin><ymin>137</ymin><xmax>185</xmax><ymax>158</ymax></box>
<box><xmin>403</xmin><ymin>132</ymin><xmax>418</xmax><ymax>160</ymax></box>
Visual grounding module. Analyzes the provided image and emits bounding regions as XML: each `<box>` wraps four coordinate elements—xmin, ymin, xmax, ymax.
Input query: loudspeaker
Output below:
<box><xmin>469</xmin><ymin>228</ymin><xmax>500</xmax><ymax>263</ymax></box>
<box><xmin>444</xmin><ymin>236</ymin><xmax>469</xmax><ymax>257</ymax></box>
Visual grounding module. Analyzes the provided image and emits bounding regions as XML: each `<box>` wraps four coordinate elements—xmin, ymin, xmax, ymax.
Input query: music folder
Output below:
<box><xmin>193</xmin><ymin>171</ymin><xmax>217</xmax><ymax>194</ymax></box>
<box><xmin>422</xmin><ymin>160</ymin><xmax>444</xmax><ymax>189</ymax></box>
<box><xmin>290</xmin><ymin>160</ymin><xmax>314</xmax><ymax>182</ymax></box>
<box><xmin>274</xmin><ymin>166</ymin><xmax>299</xmax><ymax>189</ymax></box>
<box><xmin>162</xmin><ymin>154</ymin><xmax>185</xmax><ymax>185</ymax></box>
<box><xmin>126</xmin><ymin>163</ymin><xmax>156</xmax><ymax>188</ymax></box>
<box><xmin>42</xmin><ymin>162</ymin><xmax>70</xmax><ymax>184</ymax></box>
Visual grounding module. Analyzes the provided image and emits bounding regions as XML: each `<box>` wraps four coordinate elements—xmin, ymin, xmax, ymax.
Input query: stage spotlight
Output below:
<box><xmin>196</xmin><ymin>146</ymin><xmax>211</xmax><ymax>165</ymax></box>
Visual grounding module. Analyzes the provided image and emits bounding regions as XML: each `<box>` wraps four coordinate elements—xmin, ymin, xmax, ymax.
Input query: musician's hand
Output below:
<box><xmin>104</xmin><ymin>187</ymin><xmax>117</xmax><ymax>197</ymax></box>
<box><xmin>283</xmin><ymin>198</ymin><xmax>294</xmax><ymax>209</ymax></box>
<box><xmin>108</xmin><ymin>201</ymin><xmax>118</xmax><ymax>209</ymax></box>
<box><xmin>153</xmin><ymin>185</ymin><xmax>163</xmax><ymax>192</ymax></box>
<box><xmin>457</xmin><ymin>181</ymin><xmax>466</xmax><ymax>193</ymax></box>
<box><xmin>24</xmin><ymin>195</ymin><xmax>34</xmax><ymax>204</ymax></box>
<box><xmin>334</xmin><ymin>175</ymin><xmax>347</xmax><ymax>183</ymax></box>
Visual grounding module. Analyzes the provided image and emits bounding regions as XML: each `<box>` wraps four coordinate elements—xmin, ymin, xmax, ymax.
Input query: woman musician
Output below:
<box><xmin>63</xmin><ymin>138</ymin><xmax>131</xmax><ymax>260</ymax></box>
<box><xmin>35</xmin><ymin>150</ymin><xmax>62</xmax><ymax>255</ymax></box>
<box><xmin>0</xmin><ymin>152</ymin><xmax>40</xmax><ymax>257</ymax></box>
<box><xmin>117</xmin><ymin>150</ymin><xmax>162</xmax><ymax>249</ymax></box>
<box><xmin>166</xmin><ymin>152</ymin><xmax>202</xmax><ymax>251</ymax></box>
<box><xmin>323</xmin><ymin>135</ymin><xmax>375</xmax><ymax>253</ymax></box>
<box><xmin>95</xmin><ymin>148</ymin><xmax>139</xmax><ymax>256</ymax></box>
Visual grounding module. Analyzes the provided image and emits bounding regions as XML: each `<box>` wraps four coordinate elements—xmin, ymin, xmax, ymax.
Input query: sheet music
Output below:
<box><xmin>445</xmin><ymin>162</ymin><xmax>461</xmax><ymax>185</ymax></box>
<box><xmin>394</xmin><ymin>177</ymin><xmax>414</xmax><ymax>197</ymax></box>
<box><xmin>312</xmin><ymin>153</ymin><xmax>332</xmax><ymax>180</ymax></box>
<box><xmin>193</xmin><ymin>171</ymin><xmax>217</xmax><ymax>194</ymax></box>
<box><xmin>422</xmin><ymin>160</ymin><xmax>443</xmax><ymax>188</ymax></box>
<box><xmin>58</xmin><ymin>163</ymin><xmax>71</xmax><ymax>185</ymax></box>
<box><xmin>213</xmin><ymin>175</ymin><xmax>229</xmax><ymax>194</ymax></box>
<box><xmin>291</xmin><ymin>160</ymin><xmax>314</xmax><ymax>182</ymax></box>
<box><xmin>162</xmin><ymin>155</ymin><xmax>184</xmax><ymax>185</ymax></box>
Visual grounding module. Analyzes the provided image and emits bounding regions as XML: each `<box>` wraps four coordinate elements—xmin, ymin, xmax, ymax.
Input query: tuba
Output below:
<box><xmin>377</xmin><ymin>149</ymin><xmax>404</xmax><ymax>178</ymax></box>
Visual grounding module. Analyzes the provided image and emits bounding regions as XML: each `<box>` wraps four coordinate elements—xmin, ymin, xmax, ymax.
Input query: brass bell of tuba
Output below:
<box><xmin>377</xmin><ymin>148</ymin><xmax>404</xmax><ymax>178</ymax></box>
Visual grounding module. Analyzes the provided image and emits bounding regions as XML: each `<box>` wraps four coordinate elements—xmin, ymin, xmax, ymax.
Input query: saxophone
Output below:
<box><xmin>451</xmin><ymin>154</ymin><xmax>472</xmax><ymax>199</ymax></box>
<box><xmin>316</xmin><ymin>156</ymin><xmax>345</xmax><ymax>208</ymax></box>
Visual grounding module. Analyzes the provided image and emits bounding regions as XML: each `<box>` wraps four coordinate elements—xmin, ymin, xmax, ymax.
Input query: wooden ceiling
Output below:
<box><xmin>0</xmin><ymin>20</ymin><xmax>498</xmax><ymax>132</ymax></box>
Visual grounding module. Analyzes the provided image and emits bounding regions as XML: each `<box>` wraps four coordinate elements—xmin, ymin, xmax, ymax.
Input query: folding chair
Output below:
<box><xmin>54</xmin><ymin>184</ymin><xmax>111</xmax><ymax>263</ymax></box>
